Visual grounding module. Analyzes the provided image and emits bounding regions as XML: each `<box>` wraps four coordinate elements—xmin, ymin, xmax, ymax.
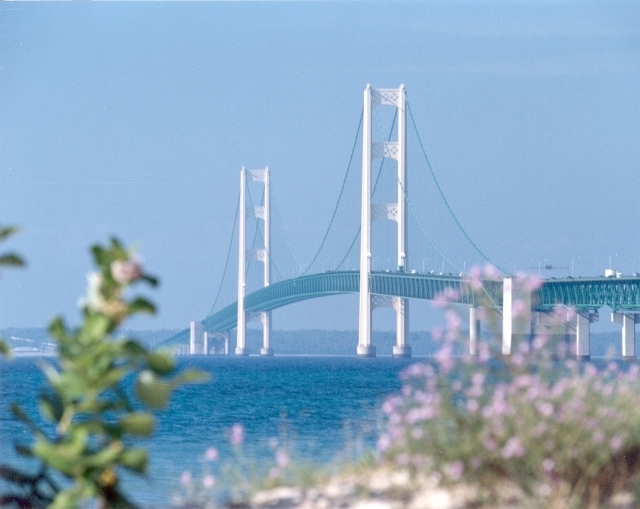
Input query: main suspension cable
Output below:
<box><xmin>372</xmin><ymin>102</ymin><xmax>503</xmax><ymax>311</ymax></box>
<box><xmin>406</xmin><ymin>98</ymin><xmax>509</xmax><ymax>275</ymax></box>
<box><xmin>206</xmin><ymin>192</ymin><xmax>240</xmax><ymax>316</ymax></box>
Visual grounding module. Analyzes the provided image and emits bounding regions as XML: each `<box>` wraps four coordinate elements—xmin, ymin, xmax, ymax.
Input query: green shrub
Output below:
<box><xmin>0</xmin><ymin>238</ymin><xmax>205</xmax><ymax>509</ymax></box>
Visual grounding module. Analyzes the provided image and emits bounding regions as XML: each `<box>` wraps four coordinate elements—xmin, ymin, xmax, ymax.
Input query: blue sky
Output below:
<box><xmin>1</xmin><ymin>1</ymin><xmax>638</xmax><ymax>332</ymax></box>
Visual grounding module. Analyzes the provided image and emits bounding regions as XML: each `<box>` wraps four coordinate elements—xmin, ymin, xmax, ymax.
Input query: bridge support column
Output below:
<box><xmin>612</xmin><ymin>312</ymin><xmax>639</xmax><ymax>361</ymax></box>
<box><xmin>576</xmin><ymin>310</ymin><xmax>598</xmax><ymax>360</ymax></box>
<box><xmin>260</xmin><ymin>312</ymin><xmax>273</xmax><ymax>356</ymax></box>
<box><xmin>358</xmin><ymin>84</ymin><xmax>408</xmax><ymax>358</ymax></box>
<box><xmin>469</xmin><ymin>306</ymin><xmax>480</xmax><ymax>355</ymax></box>
<box><xmin>392</xmin><ymin>299</ymin><xmax>411</xmax><ymax>358</ymax></box>
<box><xmin>237</xmin><ymin>166</ymin><xmax>271</xmax><ymax>356</ymax></box>
<box><xmin>358</xmin><ymin>85</ymin><xmax>375</xmax><ymax>358</ymax></box>
<box><xmin>204</xmin><ymin>331</ymin><xmax>230</xmax><ymax>355</ymax></box>
<box><xmin>189</xmin><ymin>321</ymin><xmax>204</xmax><ymax>355</ymax></box>
<box><xmin>502</xmin><ymin>278</ymin><xmax>513</xmax><ymax>355</ymax></box>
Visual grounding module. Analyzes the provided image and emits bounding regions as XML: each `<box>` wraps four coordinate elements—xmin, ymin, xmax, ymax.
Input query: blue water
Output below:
<box><xmin>0</xmin><ymin>356</ymin><xmax>415</xmax><ymax>505</ymax></box>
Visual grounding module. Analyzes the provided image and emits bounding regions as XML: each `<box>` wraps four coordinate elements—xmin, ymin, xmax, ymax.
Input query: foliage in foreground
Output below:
<box><xmin>0</xmin><ymin>238</ymin><xmax>205</xmax><ymax>509</ymax></box>
<box><xmin>0</xmin><ymin>225</ymin><xmax>25</xmax><ymax>356</ymax></box>
<box><xmin>378</xmin><ymin>268</ymin><xmax>640</xmax><ymax>507</ymax></box>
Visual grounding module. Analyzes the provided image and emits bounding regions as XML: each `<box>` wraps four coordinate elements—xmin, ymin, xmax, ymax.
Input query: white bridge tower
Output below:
<box><xmin>358</xmin><ymin>84</ymin><xmax>411</xmax><ymax>358</ymax></box>
<box><xmin>237</xmin><ymin>167</ymin><xmax>273</xmax><ymax>356</ymax></box>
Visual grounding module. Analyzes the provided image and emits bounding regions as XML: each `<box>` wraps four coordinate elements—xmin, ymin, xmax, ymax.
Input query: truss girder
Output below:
<box><xmin>537</xmin><ymin>278</ymin><xmax>640</xmax><ymax>312</ymax></box>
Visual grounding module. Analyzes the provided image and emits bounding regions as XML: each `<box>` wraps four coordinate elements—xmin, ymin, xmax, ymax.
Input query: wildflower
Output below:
<box><xmin>205</xmin><ymin>447</ymin><xmax>218</xmax><ymax>461</ymax></box>
<box><xmin>524</xmin><ymin>275</ymin><xmax>543</xmax><ymax>291</ymax></box>
<box><xmin>483</xmin><ymin>264</ymin><xmax>499</xmax><ymax>278</ymax></box>
<box><xmin>377</xmin><ymin>435</ymin><xmax>391</xmax><ymax>452</ymax></box>
<box><xmin>395</xmin><ymin>453</ymin><xmax>410</xmax><ymax>467</ymax></box>
<box><xmin>275</xmin><ymin>449</ymin><xmax>289</xmax><ymax>468</ymax></box>
<box><xmin>202</xmin><ymin>475</ymin><xmax>216</xmax><ymax>489</ymax></box>
<box><xmin>542</xmin><ymin>458</ymin><xmax>554</xmax><ymax>472</ymax></box>
<box><xmin>434</xmin><ymin>345</ymin><xmax>454</xmax><ymax>373</ymax></box>
<box><xmin>610</xmin><ymin>436</ymin><xmax>624</xmax><ymax>451</ymax></box>
<box><xmin>180</xmin><ymin>470</ymin><xmax>192</xmax><ymax>486</ymax></box>
<box><xmin>269</xmin><ymin>468</ymin><xmax>280</xmax><ymax>479</ymax></box>
<box><xmin>536</xmin><ymin>401</ymin><xmax>553</xmax><ymax>417</ymax></box>
<box><xmin>230</xmin><ymin>423</ymin><xmax>244</xmax><ymax>445</ymax></box>
<box><xmin>110</xmin><ymin>258</ymin><xmax>143</xmax><ymax>285</ymax></box>
<box><xmin>444</xmin><ymin>460</ymin><xmax>464</xmax><ymax>481</ymax></box>
<box><xmin>501</xmin><ymin>437</ymin><xmax>525</xmax><ymax>459</ymax></box>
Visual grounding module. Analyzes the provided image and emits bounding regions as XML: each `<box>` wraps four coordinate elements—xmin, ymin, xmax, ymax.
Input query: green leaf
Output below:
<box><xmin>82</xmin><ymin>314</ymin><xmax>112</xmax><ymax>341</ymax></box>
<box><xmin>50</xmin><ymin>486</ymin><xmax>85</xmax><ymax>509</ymax></box>
<box><xmin>119</xmin><ymin>448</ymin><xmax>148</xmax><ymax>474</ymax></box>
<box><xmin>48</xmin><ymin>316</ymin><xmax>69</xmax><ymax>342</ymax></box>
<box><xmin>0</xmin><ymin>338</ymin><xmax>10</xmax><ymax>357</ymax></box>
<box><xmin>10</xmin><ymin>404</ymin><xmax>40</xmax><ymax>432</ymax></box>
<box><xmin>33</xmin><ymin>439</ymin><xmax>81</xmax><ymax>475</ymax></box>
<box><xmin>14</xmin><ymin>444</ymin><xmax>33</xmax><ymax>457</ymax></box>
<box><xmin>135</xmin><ymin>371</ymin><xmax>172</xmax><ymax>409</ymax></box>
<box><xmin>52</xmin><ymin>372</ymin><xmax>88</xmax><ymax>401</ymax></box>
<box><xmin>119</xmin><ymin>412</ymin><xmax>155</xmax><ymax>436</ymax></box>
<box><xmin>146</xmin><ymin>352</ymin><xmax>175</xmax><ymax>375</ymax></box>
<box><xmin>121</xmin><ymin>339</ymin><xmax>147</xmax><ymax>358</ymax></box>
<box><xmin>83</xmin><ymin>442</ymin><xmax>123</xmax><ymax>469</ymax></box>
<box><xmin>0</xmin><ymin>225</ymin><xmax>19</xmax><ymax>241</ymax></box>
<box><xmin>128</xmin><ymin>297</ymin><xmax>156</xmax><ymax>315</ymax></box>
<box><xmin>174</xmin><ymin>369</ymin><xmax>209</xmax><ymax>385</ymax></box>
<box><xmin>0</xmin><ymin>253</ymin><xmax>25</xmax><ymax>267</ymax></box>
<box><xmin>40</xmin><ymin>392</ymin><xmax>65</xmax><ymax>422</ymax></box>
<box><xmin>140</xmin><ymin>274</ymin><xmax>159</xmax><ymax>287</ymax></box>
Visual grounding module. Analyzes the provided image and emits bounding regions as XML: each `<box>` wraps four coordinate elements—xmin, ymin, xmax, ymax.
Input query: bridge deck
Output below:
<box><xmin>160</xmin><ymin>273</ymin><xmax>640</xmax><ymax>347</ymax></box>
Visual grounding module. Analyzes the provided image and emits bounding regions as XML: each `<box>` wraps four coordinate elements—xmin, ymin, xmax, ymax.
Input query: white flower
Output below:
<box><xmin>111</xmin><ymin>259</ymin><xmax>142</xmax><ymax>285</ymax></box>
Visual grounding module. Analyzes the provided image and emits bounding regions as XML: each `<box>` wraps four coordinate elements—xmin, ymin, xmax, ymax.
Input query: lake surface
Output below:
<box><xmin>0</xmin><ymin>355</ymin><xmax>416</xmax><ymax>506</ymax></box>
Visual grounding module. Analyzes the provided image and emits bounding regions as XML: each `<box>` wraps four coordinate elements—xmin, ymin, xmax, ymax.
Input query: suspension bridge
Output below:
<box><xmin>159</xmin><ymin>85</ymin><xmax>640</xmax><ymax>360</ymax></box>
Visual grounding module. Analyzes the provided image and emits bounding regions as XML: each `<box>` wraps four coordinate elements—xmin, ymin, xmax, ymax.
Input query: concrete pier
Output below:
<box><xmin>469</xmin><ymin>306</ymin><xmax>480</xmax><ymax>355</ymax></box>
<box><xmin>576</xmin><ymin>311</ymin><xmax>598</xmax><ymax>360</ymax></box>
<box><xmin>612</xmin><ymin>312</ymin><xmax>639</xmax><ymax>361</ymax></box>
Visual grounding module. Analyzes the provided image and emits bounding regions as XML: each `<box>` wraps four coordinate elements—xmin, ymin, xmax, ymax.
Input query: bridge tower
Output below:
<box><xmin>236</xmin><ymin>167</ymin><xmax>273</xmax><ymax>356</ymax></box>
<box><xmin>358</xmin><ymin>84</ymin><xmax>411</xmax><ymax>358</ymax></box>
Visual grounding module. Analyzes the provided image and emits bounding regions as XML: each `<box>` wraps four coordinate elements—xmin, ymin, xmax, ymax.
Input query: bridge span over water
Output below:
<box><xmin>161</xmin><ymin>85</ymin><xmax>640</xmax><ymax>360</ymax></box>
<box><xmin>161</xmin><ymin>270</ymin><xmax>640</xmax><ymax>359</ymax></box>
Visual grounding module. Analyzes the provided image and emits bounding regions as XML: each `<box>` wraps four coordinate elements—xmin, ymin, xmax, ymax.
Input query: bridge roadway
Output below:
<box><xmin>160</xmin><ymin>271</ymin><xmax>640</xmax><ymax>348</ymax></box>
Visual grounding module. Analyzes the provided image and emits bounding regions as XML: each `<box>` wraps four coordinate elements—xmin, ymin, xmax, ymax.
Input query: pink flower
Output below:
<box><xmin>444</xmin><ymin>460</ymin><xmax>464</xmax><ymax>481</ymax></box>
<box><xmin>377</xmin><ymin>435</ymin><xmax>391</xmax><ymax>452</ymax></box>
<box><xmin>536</xmin><ymin>401</ymin><xmax>554</xmax><ymax>418</ymax></box>
<box><xmin>432</xmin><ymin>288</ymin><xmax>460</xmax><ymax>308</ymax></box>
<box><xmin>202</xmin><ymin>475</ymin><xmax>216</xmax><ymax>488</ymax></box>
<box><xmin>230</xmin><ymin>423</ymin><xmax>244</xmax><ymax>446</ymax></box>
<box><xmin>110</xmin><ymin>259</ymin><xmax>143</xmax><ymax>285</ymax></box>
<box><xmin>501</xmin><ymin>437</ymin><xmax>525</xmax><ymax>459</ymax></box>
<box><xmin>434</xmin><ymin>345</ymin><xmax>455</xmax><ymax>373</ymax></box>
<box><xmin>542</xmin><ymin>458</ymin><xmax>554</xmax><ymax>472</ymax></box>
<box><xmin>180</xmin><ymin>470</ymin><xmax>192</xmax><ymax>486</ymax></box>
<box><xmin>484</xmin><ymin>264</ymin><xmax>500</xmax><ymax>278</ymax></box>
<box><xmin>205</xmin><ymin>447</ymin><xmax>218</xmax><ymax>461</ymax></box>
<box><xmin>610</xmin><ymin>436</ymin><xmax>624</xmax><ymax>451</ymax></box>
<box><xmin>523</xmin><ymin>275</ymin><xmax>543</xmax><ymax>291</ymax></box>
<box><xmin>275</xmin><ymin>449</ymin><xmax>290</xmax><ymax>468</ymax></box>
